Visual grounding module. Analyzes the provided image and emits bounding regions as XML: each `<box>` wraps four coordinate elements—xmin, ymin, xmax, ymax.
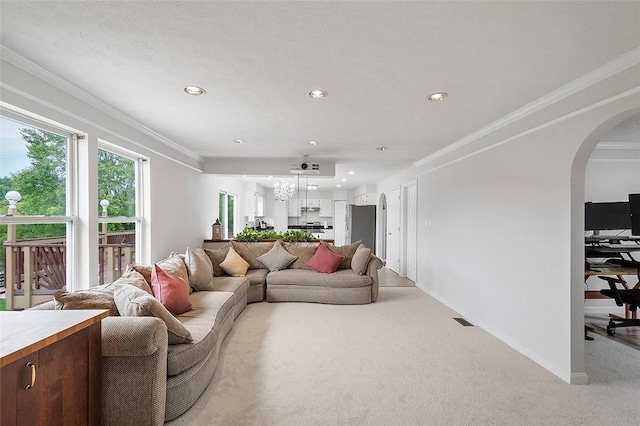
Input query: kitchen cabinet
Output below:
<box><xmin>354</xmin><ymin>192</ymin><xmax>376</xmax><ymax>206</ymax></box>
<box><xmin>0</xmin><ymin>310</ymin><xmax>108</xmax><ymax>426</ymax></box>
<box><xmin>319</xmin><ymin>199</ymin><xmax>332</xmax><ymax>217</ymax></box>
<box><xmin>245</xmin><ymin>192</ymin><xmax>266</xmax><ymax>217</ymax></box>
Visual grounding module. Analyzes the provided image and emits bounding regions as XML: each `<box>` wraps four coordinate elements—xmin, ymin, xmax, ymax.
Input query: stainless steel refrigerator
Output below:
<box><xmin>346</xmin><ymin>205</ymin><xmax>376</xmax><ymax>253</ymax></box>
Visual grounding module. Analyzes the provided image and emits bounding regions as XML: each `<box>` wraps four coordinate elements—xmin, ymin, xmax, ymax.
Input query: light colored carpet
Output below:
<box><xmin>167</xmin><ymin>288</ymin><xmax>640</xmax><ymax>425</ymax></box>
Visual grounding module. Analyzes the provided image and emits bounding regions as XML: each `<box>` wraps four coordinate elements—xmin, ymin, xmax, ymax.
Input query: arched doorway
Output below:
<box><xmin>570</xmin><ymin>108</ymin><xmax>640</xmax><ymax>381</ymax></box>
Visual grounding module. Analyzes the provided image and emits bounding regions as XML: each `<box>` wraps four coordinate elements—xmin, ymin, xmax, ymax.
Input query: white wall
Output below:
<box><xmin>199</xmin><ymin>175</ymin><xmax>247</xmax><ymax>237</ymax></box>
<box><xmin>376</xmin><ymin>59</ymin><xmax>640</xmax><ymax>383</ymax></box>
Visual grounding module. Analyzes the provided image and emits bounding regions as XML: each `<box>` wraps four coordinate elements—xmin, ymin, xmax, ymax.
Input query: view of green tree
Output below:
<box><xmin>98</xmin><ymin>149</ymin><xmax>136</xmax><ymax>231</ymax></box>
<box><xmin>1</xmin><ymin>125</ymin><xmax>136</xmax><ymax>268</ymax></box>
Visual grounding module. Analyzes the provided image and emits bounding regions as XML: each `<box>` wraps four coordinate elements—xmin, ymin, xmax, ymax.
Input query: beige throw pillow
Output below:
<box><xmin>350</xmin><ymin>244</ymin><xmax>372</xmax><ymax>275</ymax></box>
<box><xmin>230</xmin><ymin>241</ymin><xmax>275</xmax><ymax>270</ymax></box>
<box><xmin>53</xmin><ymin>269</ymin><xmax>153</xmax><ymax>316</ymax></box>
<box><xmin>113</xmin><ymin>284</ymin><xmax>192</xmax><ymax>345</ymax></box>
<box><xmin>220</xmin><ymin>246</ymin><xmax>250</xmax><ymax>277</ymax></box>
<box><xmin>184</xmin><ymin>247</ymin><xmax>214</xmax><ymax>290</ymax></box>
<box><xmin>127</xmin><ymin>253</ymin><xmax>189</xmax><ymax>286</ymax></box>
<box><xmin>204</xmin><ymin>245</ymin><xmax>231</xmax><ymax>276</ymax></box>
<box><xmin>257</xmin><ymin>241</ymin><xmax>298</xmax><ymax>271</ymax></box>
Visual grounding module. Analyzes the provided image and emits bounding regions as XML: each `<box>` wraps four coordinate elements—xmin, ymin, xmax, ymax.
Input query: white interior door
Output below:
<box><xmin>387</xmin><ymin>187</ymin><xmax>401</xmax><ymax>273</ymax></box>
<box><xmin>333</xmin><ymin>200</ymin><xmax>347</xmax><ymax>246</ymax></box>
<box><xmin>405</xmin><ymin>183</ymin><xmax>417</xmax><ymax>282</ymax></box>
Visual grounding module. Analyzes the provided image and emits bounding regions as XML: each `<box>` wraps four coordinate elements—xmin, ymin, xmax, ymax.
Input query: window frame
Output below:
<box><xmin>0</xmin><ymin>109</ymin><xmax>78</xmax><ymax>290</ymax></box>
<box><xmin>218</xmin><ymin>190</ymin><xmax>237</xmax><ymax>239</ymax></box>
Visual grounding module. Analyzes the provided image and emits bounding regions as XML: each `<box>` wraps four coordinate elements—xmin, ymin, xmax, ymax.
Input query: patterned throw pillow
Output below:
<box><xmin>184</xmin><ymin>247</ymin><xmax>214</xmax><ymax>290</ymax></box>
<box><xmin>306</xmin><ymin>243</ymin><xmax>345</xmax><ymax>274</ymax></box>
<box><xmin>114</xmin><ymin>284</ymin><xmax>192</xmax><ymax>345</ymax></box>
<box><xmin>350</xmin><ymin>244</ymin><xmax>372</xmax><ymax>275</ymax></box>
<box><xmin>220</xmin><ymin>246</ymin><xmax>250</xmax><ymax>277</ymax></box>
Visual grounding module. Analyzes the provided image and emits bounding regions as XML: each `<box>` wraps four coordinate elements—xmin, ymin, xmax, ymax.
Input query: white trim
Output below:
<box><xmin>415</xmin><ymin>48</ymin><xmax>640</xmax><ymax>169</ymax></box>
<box><xmin>98</xmin><ymin>217</ymin><xmax>141</xmax><ymax>224</ymax></box>
<box><xmin>595</xmin><ymin>142</ymin><xmax>640</xmax><ymax>150</ymax></box>
<box><xmin>588</xmin><ymin>158</ymin><xmax>640</xmax><ymax>163</ymax></box>
<box><xmin>0</xmin><ymin>46</ymin><xmax>202</xmax><ymax>163</ymax></box>
<box><xmin>414</xmin><ymin>281</ymin><xmax>577</xmax><ymax>384</ymax></box>
<box><xmin>417</xmin><ymin>85</ymin><xmax>640</xmax><ymax>177</ymax></box>
<box><xmin>0</xmin><ymin>93</ymin><xmax>203</xmax><ymax>174</ymax></box>
<box><xmin>0</xmin><ymin>216</ymin><xmax>75</xmax><ymax>224</ymax></box>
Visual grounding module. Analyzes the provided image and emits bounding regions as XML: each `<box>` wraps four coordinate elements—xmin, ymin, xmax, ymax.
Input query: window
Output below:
<box><xmin>219</xmin><ymin>191</ymin><xmax>235</xmax><ymax>239</ymax></box>
<box><xmin>97</xmin><ymin>144</ymin><xmax>143</xmax><ymax>284</ymax></box>
<box><xmin>1</xmin><ymin>113</ymin><xmax>74</xmax><ymax>308</ymax></box>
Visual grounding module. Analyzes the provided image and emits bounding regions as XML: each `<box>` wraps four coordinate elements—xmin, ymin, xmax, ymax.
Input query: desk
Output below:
<box><xmin>585</xmin><ymin>266</ymin><xmax>639</xmax><ymax>319</ymax></box>
<box><xmin>585</xmin><ymin>244</ymin><xmax>640</xmax><ymax>262</ymax></box>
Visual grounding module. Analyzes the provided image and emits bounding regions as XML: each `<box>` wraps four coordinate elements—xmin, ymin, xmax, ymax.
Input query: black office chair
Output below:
<box><xmin>598</xmin><ymin>276</ymin><xmax>640</xmax><ymax>336</ymax></box>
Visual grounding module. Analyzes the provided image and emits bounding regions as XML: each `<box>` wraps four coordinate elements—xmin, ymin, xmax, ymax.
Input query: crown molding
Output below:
<box><xmin>415</xmin><ymin>47</ymin><xmax>640</xmax><ymax>168</ymax></box>
<box><xmin>0</xmin><ymin>45</ymin><xmax>203</xmax><ymax>163</ymax></box>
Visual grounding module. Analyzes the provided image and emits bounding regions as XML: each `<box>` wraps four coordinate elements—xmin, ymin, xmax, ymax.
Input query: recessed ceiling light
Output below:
<box><xmin>308</xmin><ymin>140</ymin><xmax>319</xmax><ymax>146</ymax></box>
<box><xmin>242</xmin><ymin>175</ymin><xmax>247</xmax><ymax>178</ymax></box>
<box><xmin>309</xmin><ymin>89</ymin><xmax>327</xmax><ymax>99</ymax></box>
<box><xmin>233</xmin><ymin>139</ymin><xmax>246</xmax><ymax>144</ymax></box>
<box><xmin>184</xmin><ymin>85</ymin><xmax>206</xmax><ymax>96</ymax></box>
<box><xmin>348</xmin><ymin>171</ymin><xmax>354</xmax><ymax>175</ymax></box>
<box><xmin>341</xmin><ymin>178</ymin><xmax>346</xmax><ymax>182</ymax></box>
<box><xmin>426</xmin><ymin>92</ymin><xmax>448</xmax><ymax>102</ymax></box>
<box><xmin>336</xmin><ymin>184</ymin><xmax>341</xmax><ymax>188</ymax></box>
<box><xmin>376</xmin><ymin>146</ymin><xmax>389</xmax><ymax>151</ymax></box>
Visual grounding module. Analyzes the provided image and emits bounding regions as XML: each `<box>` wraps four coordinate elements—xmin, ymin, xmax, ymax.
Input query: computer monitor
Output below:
<box><xmin>629</xmin><ymin>193</ymin><xmax>640</xmax><ymax>236</ymax></box>
<box><xmin>584</xmin><ymin>201</ymin><xmax>631</xmax><ymax>233</ymax></box>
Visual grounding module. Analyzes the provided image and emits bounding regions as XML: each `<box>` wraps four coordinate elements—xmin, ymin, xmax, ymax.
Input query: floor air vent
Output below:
<box><xmin>453</xmin><ymin>317</ymin><xmax>474</xmax><ymax>327</ymax></box>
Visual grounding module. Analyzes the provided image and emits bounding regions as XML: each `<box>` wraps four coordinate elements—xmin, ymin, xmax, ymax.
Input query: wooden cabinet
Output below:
<box><xmin>354</xmin><ymin>192</ymin><xmax>376</xmax><ymax>206</ymax></box>
<box><xmin>0</xmin><ymin>310</ymin><xmax>108</xmax><ymax>426</ymax></box>
<box><xmin>319</xmin><ymin>199</ymin><xmax>332</xmax><ymax>217</ymax></box>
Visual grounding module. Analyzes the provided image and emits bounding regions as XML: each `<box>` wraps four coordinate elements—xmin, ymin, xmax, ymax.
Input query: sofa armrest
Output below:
<box><xmin>365</xmin><ymin>255</ymin><xmax>384</xmax><ymax>302</ymax></box>
<box><xmin>101</xmin><ymin>316</ymin><xmax>168</xmax><ymax>426</ymax></box>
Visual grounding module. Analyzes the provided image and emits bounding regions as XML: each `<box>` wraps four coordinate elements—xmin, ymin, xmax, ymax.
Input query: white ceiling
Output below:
<box><xmin>1</xmin><ymin>1</ymin><xmax>639</xmax><ymax>189</ymax></box>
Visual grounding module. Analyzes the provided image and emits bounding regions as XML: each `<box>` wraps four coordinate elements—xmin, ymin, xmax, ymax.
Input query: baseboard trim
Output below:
<box><xmin>415</xmin><ymin>281</ymin><xmax>578</xmax><ymax>385</ymax></box>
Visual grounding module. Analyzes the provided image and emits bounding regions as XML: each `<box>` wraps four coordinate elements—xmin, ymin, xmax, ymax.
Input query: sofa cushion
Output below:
<box><xmin>282</xmin><ymin>242</ymin><xmax>319</xmax><ymax>269</ymax></box>
<box><xmin>267</xmin><ymin>268</ymin><xmax>372</xmax><ymax>288</ymax></box>
<box><xmin>351</xmin><ymin>244</ymin><xmax>372</xmax><ymax>275</ymax></box>
<box><xmin>205</xmin><ymin>276</ymin><xmax>249</xmax><ymax>304</ymax></box>
<box><xmin>113</xmin><ymin>284</ymin><xmax>193</xmax><ymax>345</ymax></box>
<box><xmin>53</xmin><ymin>269</ymin><xmax>152</xmax><ymax>315</ymax></box>
<box><xmin>244</xmin><ymin>268</ymin><xmax>269</xmax><ymax>286</ymax></box>
<box><xmin>220</xmin><ymin>246</ymin><xmax>250</xmax><ymax>276</ymax></box>
<box><xmin>203</xmin><ymin>245</ymin><xmax>230</xmax><ymax>277</ymax></box>
<box><xmin>321</xmin><ymin>240</ymin><xmax>363</xmax><ymax>269</ymax></box>
<box><xmin>306</xmin><ymin>243</ymin><xmax>345</xmax><ymax>273</ymax></box>
<box><xmin>257</xmin><ymin>241</ymin><xmax>297</xmax><ymax>271</ymax></box>
<box><xmin>166</xmin><ymin>291</ymin><xmax>236</xmax><ymax>376</ymax></box>
<box><xmin>230</xmin><ymin>241</ymin><xmax>275</xmax><ymax>269</ymax></box>
<box><xmin>184</xmin><ymin>247</ymin><xmax>214</xmax><ymax>290</ymax></box>
<box><xmin>151</xmin><ymin>263</ymin><xmax>192</xmax><ymax>315</ymax></box>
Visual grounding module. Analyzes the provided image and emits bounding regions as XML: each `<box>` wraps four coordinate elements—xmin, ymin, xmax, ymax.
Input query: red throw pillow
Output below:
<box><xmin>305</xmin><ymin>243</ymin><xmax>345</xmax><ymax>274</ymax></box>
<box><xmin>150</xmin><ymin>263</ymin><xmax>192</xmax><ymax>315</ymax></box>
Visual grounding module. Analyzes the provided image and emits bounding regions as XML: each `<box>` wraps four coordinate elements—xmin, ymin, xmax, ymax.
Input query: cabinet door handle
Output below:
<box><xmin>25</xmin><ymin>362</ymin><xmax>36</xmax><ymax>389</ymax></box>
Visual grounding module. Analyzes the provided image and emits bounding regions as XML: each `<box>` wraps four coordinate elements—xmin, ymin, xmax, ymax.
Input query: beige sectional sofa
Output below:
<box><xmin>30</xmin><ymin>240</ymin><xmax>382</xmax><ymax>425</ymax></box>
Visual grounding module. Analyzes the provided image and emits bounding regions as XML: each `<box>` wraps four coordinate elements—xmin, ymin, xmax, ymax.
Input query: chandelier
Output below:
<box><xmin>274</xmin><ymin>180</ymin><xmax>296</xmax><ymax>201</ymax></box>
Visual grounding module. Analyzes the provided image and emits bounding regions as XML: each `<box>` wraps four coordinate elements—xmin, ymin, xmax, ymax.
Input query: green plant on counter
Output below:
<box><xmin>234</xmin><ymin>227</ymin><xmax>262</xmax><ymax>242</ymax></box>
<box><xmin>282</xmin><ymin>229</ymin><xmax>314</xmax><ymax>242</ymax></box>
<box><xmin>234</xmin><ymin>227</ymin><xmax>315</xmax><ymax>242</ymax></box>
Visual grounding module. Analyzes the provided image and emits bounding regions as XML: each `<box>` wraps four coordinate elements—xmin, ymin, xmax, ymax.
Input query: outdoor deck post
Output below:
<box><xmin>4</xmin><ymin>191</ymin><xmax>21</xmax><ymax>310</ymax></box>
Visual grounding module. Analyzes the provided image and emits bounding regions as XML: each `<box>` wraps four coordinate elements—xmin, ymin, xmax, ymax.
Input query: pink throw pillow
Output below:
<box><xmin>305</xmin><ymin>243</ymin><xmax>345</xmax><ymax>274</ymax></box>
<box><xmin>151</xmin><ymin>263</ymin><xmax>192</xmax><ymax>315</ymax></box>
